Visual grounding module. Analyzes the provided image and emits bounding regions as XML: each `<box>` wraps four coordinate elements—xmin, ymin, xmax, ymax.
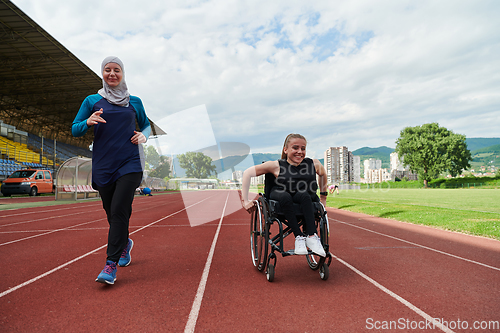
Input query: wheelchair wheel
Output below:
<box><xmin>319</xmin><ymin>263</ymin><xmax>329</xmax><ymax>281</ymax></box>
<box><xmin>306</xmin><ymin>253</ymin><xmax>324</xmax><ymax>271</ymax></box>
<box><xmin>306</xmin><ymin>212</ymin><xmax>329</xmax><ymax>270</ymax></box>
<box><xmin>266</xmin><ymin>264</ymin><xmax>275</xmax><ymax>282</ymax></box>
<box><xmin>250</xmin><ymin>197</ymin><xmax>270</xmax><ymax>272</ymax></box>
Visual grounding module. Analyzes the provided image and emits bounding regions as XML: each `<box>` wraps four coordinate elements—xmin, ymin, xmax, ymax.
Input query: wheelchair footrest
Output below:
<box><xmin>284</xmin><ymin>249</ymin><xmax>314</xmax><ymax>256</ymax></box>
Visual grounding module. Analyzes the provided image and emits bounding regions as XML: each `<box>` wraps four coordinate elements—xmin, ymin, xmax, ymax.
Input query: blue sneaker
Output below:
<box><xmin>118</xmin><ymin>238</ymin><xmax>134</xmax><ymax>267</ymax></box>
<box><xmin>95</xmin><ymin>260</ymin><xmax>117</xmax><ymax>284</ymax></box>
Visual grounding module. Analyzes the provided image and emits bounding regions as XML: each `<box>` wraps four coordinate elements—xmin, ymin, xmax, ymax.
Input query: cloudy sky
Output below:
<box><xmin>12</xmin><ymin>0</ymin><xmax>500</xmax><ymax>159</ymax></box>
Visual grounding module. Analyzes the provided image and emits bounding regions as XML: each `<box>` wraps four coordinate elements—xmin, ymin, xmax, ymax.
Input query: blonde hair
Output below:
<box><xmin>281</xmin><ymin>133</ymin><xmax>307</xmax><ymax>159</ymax></box>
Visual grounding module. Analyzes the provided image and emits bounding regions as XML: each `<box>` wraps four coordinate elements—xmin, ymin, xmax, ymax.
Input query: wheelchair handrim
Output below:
<box><xmin>250</xmin><ymin>201</ymin><xmax>262</xmax><ymax>267</ymax></box>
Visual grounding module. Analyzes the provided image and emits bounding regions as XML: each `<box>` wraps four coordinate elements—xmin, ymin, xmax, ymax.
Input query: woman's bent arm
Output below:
<box><xmin>241</xmin><ymin>161</ymin><xmax>279</xmax><ymax>212</ymax></box>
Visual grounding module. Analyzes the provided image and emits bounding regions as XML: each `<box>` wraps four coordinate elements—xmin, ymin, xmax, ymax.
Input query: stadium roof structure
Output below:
<box><xmin>0</xmin><ymin>0</ymin><xmax>165</xmax><ymax>150</ymax></box>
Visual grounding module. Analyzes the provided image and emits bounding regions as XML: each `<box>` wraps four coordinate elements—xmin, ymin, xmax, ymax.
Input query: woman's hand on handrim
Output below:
<box><xmin>242</xmin><ymin>200</ymin><xmax>256</xmax><ymax>213</ymax></box>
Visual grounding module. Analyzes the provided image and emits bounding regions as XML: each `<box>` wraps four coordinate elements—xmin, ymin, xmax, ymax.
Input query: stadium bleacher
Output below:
<box><xmin>27</xmin><ymin>133</ymin><xmax>92</xmax><ymax>161</ymax></box>
<box><xmin>0</xmin><ymin>159</ymin><xmax>21</xmax><ymax>178</ymax></box>
<box><xmin>0</xmin><ymin>135</ymin><xmax>53</xmax><ymax>164</ymax></box>
<box><xmin>0</xmin><ymin>125</ymin><xmax>92</xmax><ymax>180</ymax></box>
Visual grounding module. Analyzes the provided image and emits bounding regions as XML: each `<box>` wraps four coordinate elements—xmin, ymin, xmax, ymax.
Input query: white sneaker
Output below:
<box><xmin>294</xmin><ymin>235</ymin><xmax>308</xmax><ymax>255</ymax></box>
<box><xmin>306</xmin><ymin>234</ymin><xmax>326</xmax><ymax>257</ymax></box>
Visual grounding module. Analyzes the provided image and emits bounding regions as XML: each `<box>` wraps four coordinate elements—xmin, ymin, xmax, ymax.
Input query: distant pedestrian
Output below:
<box><xmin>328</xmin><ymin>184</ymin><xmax>339</xmax><ymax>195</ymax></box>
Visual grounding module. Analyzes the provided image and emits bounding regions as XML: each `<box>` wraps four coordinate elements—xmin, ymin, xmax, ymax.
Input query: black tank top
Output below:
<box><xmin>272</xmin><ymin>158</ymin><xmax>318</xmax><ymax>194</ymax></box>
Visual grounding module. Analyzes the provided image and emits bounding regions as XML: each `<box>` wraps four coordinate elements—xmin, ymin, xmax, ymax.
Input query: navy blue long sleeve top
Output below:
<box><xmin>72</xmin><ymin>94</ymin><xmax>151</xmax><ymax>187</ymax></box>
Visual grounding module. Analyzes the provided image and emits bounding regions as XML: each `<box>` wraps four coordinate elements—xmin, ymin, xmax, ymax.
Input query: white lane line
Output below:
<box><xmin>333</xmin><ymin>254</ymin><xmax>455</xmax><ymax>333</ymax></box>
<box><xmin>0</xmin><ymin>199</ymin><xmax>184</xmax><ymax>246</ymax></box>
<box><xmin>0</xmin><ymin>244</ymin><xmax>107</xmax><ymax>299</ymax></box>
<box><xmin>0</xmin><ymin>202</ymin><xmax>100</xmax><ymax>219</ymax></box>
<box><xmin>0</xmin><ymin>223</ymin><xmax>247</xmax><ymax>234</ymax></box>
<box><xmin>184</xmin><ymin>192</ymin><xmax>229</xmax><ymax>333</ymax></box>
<box><xmin>0</xmin><ymin>196</ymin><xmax>214</xmax><ymax>299</ymax></box>
<box><xmin>0</xmin><ymin>218</ymin><xmax>107</xmax><ymax>247</ymax></box>
<box><xmin>332</xmin><ymin>218</ymin><xmax>500</xmax><ymax>271</ymax></box>
<box><xmin>0</xmin><ymin>196</ymin><xmax>183</xmax><ymax>226</ymax></box>
<box><xmin>0</xmin><ymin>228</ymin><xmax>108</xmax><ymax>233</ymax></box>
<box><xmin>0</xmin><ymin>209</ymin><xmax>103</xmax><ymax>228</ymax></box>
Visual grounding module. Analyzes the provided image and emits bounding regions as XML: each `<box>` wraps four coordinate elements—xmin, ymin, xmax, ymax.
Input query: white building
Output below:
<box><xmin>366</xmin><ymin>168</ymin><xmax>392</xmax><ymax>183</ymax></box>
<box><xmin>390</xmin><ymin>152</ymin><xmax>406</xmax><ymax>171</ymax></box>
<box><xmin>352</xmin><ymin>155</ymin><xmax>361</xmax><ymax>183</ymax></box>
<box><xmin>390</xmin><ymin>152</ymin><xmax>418</xmax><ymax>181</ymax></box>
<box><xmin>364</xmin><ymin>158</ymin><xmax>382</xmax><ymax>170</ymax></box>
<box><xmin>250</xmin><ymin>174</ymin><xmax>265</xmax><ymax>186</ymax></box>
<box><xmin>364</xmin><ymin>158</ymin><xmax>382</xmax><ymax>182</ymax></box>
<box><xmin>324</xmin><ymin>146</ymin><xmax>360</xmax><ymax>184</ymax></box>
<box><xmin>232</xmin><ymin>170</ymin><xmax>243</xmax><ymax>182</ymax></box>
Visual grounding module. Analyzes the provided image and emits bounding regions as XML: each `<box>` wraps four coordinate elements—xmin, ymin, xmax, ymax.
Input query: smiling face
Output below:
<box><xmin>283</xmin><ymin>137</ymin><xmax>307</xmax><ymax>166</ymax></box>
<box><xmin>102</xmin><ymin>62</ymin><xmax>123</xmax><ymax>88</ymax></box>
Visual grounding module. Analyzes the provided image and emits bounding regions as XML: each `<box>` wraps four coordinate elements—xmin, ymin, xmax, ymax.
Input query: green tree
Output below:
<box><xmin>144</xmin><ymin>145</ymin><xmax>161</xmax><ymax>169</ymax></box>
<box><xmin>395</xmin><ymin>123</ymin><xmax>472</xmax><ymax>187</ymax></box>
<box><xmin>149</xmin><ymin>160</ymin><xmax>170</xmax><ymax>179</ymax></box>
<box><xmin>177</xmin><ymin>152</ymin><xmax>216</xmax><ymax>179</ymax></box>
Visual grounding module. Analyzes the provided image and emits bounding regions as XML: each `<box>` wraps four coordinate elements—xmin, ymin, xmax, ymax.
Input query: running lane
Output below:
<box><xmin>187</xmin><ymin>200</ymin><xmax>500</xmax><ymax>332</ymax></box>
<box><xmin>1</xmin><ymin>192</ymin><xmax>499</xmax><ymax>332</ymax></box>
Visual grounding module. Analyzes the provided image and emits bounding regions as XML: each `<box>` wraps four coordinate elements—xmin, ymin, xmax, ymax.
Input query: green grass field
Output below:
<box><xmin>326</xmin><ymin>188</ymin><xmax>500</xmax><ymax>240</ymax></box>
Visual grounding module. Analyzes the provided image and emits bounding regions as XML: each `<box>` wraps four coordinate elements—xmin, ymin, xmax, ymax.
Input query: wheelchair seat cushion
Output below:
<box><xmin>269</xmin><ymin>200</ymin><xmax>302</xmax><ymax>216</ymax></box>
<box><xmin>268</xmin><ymin>199</ymin><xmax>323</xmax><ymax>217</ymax></box>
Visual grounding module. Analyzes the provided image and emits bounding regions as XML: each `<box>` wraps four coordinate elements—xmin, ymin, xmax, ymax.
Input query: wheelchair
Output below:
<box><xmin>249</xmin><ymin>174</ymin><xmax>332</xmax><ymax>282</ymax></box>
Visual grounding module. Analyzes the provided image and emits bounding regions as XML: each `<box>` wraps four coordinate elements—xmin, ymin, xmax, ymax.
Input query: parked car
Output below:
<box><xmin>1</xmin><ymin>169</ymin><xmax>54</xmax><ymax>196</ymax></box>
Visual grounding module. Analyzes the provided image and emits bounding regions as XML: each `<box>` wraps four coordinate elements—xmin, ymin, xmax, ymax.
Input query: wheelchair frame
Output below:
<box><xmin>250</xmin><ymin>193</ymin><xmax>332</xmax><ymax>282</ymax></box>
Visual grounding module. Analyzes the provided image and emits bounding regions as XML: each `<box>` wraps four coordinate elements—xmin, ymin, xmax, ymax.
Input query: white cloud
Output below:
<box><xmin>11</xmin><ymin>0</ymin><xmax>500</xmax><ymax>158</ymax></box>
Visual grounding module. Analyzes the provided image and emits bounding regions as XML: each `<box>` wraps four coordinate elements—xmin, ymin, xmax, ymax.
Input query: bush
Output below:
<box><xmin>428</xmin><ymin>175</ymin><xmax>500</xmax><ymax>189</ymax></box>
<box><xmin>355</xmin><ymin>175</ymin><xmax>500</xmax><ymax>190</ymax></box>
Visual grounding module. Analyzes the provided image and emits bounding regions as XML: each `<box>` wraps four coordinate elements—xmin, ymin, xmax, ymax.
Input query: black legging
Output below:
<box><xmin>93</xmin><ymin>172</ymin><xmax>142</xmax><ymax>262</ymax></box>
<box><xmin>269</xmin><ymin>190</ymin><xmax>317</xmax><ymax>237</ymax></box>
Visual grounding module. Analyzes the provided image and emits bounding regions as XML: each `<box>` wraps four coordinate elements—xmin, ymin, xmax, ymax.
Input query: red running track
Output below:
<box><xmin>0</xmin><ymin>191</ymin><xmax>499</xmax><ymax>332</ymax></box>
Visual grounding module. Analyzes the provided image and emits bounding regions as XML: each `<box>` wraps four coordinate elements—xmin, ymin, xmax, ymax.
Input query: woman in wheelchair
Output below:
<box><xmin>241</xmin><ymin>133</ymin><xmax>328</xmax><ymax>257</ymax></box>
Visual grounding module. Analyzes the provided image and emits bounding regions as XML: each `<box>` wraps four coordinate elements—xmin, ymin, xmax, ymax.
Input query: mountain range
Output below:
<box><xmin>467</xmin><ymin>139</ymin><xmax>500</xmax><ymax>168</ymax></box>
<box><xmin>251</xmin><ymin>138</ymin><xmax>500</xmax><ymax>168</ymax></box>
<box><xmin>170</xmin><ymin>138</ymin><xmax>500</xmax><ymax>178</ymax></box>
<box><xmin>341</xmin><ymin>138</ymin><xmax>500</xmax><ymax>171</ymax></box>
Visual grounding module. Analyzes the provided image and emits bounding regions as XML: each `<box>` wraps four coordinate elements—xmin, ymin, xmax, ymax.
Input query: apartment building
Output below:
<box><xmin>365</xmin><ymin>168</ymin><xmax>392</xmax><ymax>183</ymax></box>
<box><xmin>363</xmin><ymin>158</ymin><xmax>382</xmax><ymax>181</ymax></box>
<box><xmin>390</xmin><ymin>152</ymin><xmax>406</xmax><ymax>171</ymax></box>
<box><xmin>232</xmin><ymin>170</ymin><xmax>243</xmax><ymax>182</ymax></box>
<box><xmin>390</xmin><ymin>152</ymin><xmax>418</xmax><ymax>181</ymax></box>
<box><xmin>352</xmin><ymin>155</ymin><xmax>361</xmax><ymax>183</ymax></box>
<box><xmin>250</xmin><ymin>173</ymin><xmax>265</xmax><ymax>186</ymax></box>
<box><xmin>324</xmin><ymin>146</ymin><xmax>360</xmax><ymax>184</ymax></box>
